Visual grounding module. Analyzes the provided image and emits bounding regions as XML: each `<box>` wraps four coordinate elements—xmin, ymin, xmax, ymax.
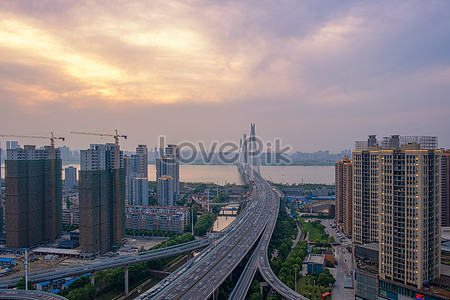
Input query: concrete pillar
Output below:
<box><xmin>259</xmin><ymin>282</ymin><xmax>268</xmax><ymax>296</ymax></box>
<box><xmin>125</xmin><ymin>265</ymin><xmax>129</xmax><ymax>296</ymax></box>
<box><xmin>91</xmin><ymin>272</ymin><xmax>95</xmax><ymax>285</ymax></box>
<box><xmin>49</xmin><ymin>279</ymin><xmax>54</xmax><ymax>292</ymax></box>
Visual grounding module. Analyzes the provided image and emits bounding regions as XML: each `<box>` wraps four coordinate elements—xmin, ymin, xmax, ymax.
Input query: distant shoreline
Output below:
<box><xmin>61</xmin><ymin>161</ymin><xmax>335</xmax><ymax>167</ymax></box>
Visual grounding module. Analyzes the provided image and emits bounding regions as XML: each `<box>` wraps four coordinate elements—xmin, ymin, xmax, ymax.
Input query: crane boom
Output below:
<box><xmin>0</xmin><ymin>133</ymin><xmax>65</xmax><ymax>143</ymax></box>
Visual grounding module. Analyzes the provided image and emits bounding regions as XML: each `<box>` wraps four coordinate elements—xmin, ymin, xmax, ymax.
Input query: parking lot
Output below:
<box><xmin>321</xmin><ymin>219</ymin><xmax>354</xmax><ymax>300</ymax></box>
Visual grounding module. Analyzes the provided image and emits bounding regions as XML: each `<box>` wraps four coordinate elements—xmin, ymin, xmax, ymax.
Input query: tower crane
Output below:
<box><xmin>0</xmin><ymin>132</ymin><xmax>65</xmax><ymax>242</ymax></box>
<box><xmin>70</xmin><ymin>130</ymin><xmax>127</xmax><ymax>248</ymax></box>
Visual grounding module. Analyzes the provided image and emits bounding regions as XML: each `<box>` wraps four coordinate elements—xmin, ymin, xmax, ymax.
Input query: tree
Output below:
<box><xmin>16</xmin><ymin>277</ymin><xmax>34</xmax><ymax>290</ymax></box>
<box><xmin>148</xmin><ymin>195</ymin><xmax>158</xmax><ymax>205</ymax></box>
<box><xmin>317</xmin><ymin>268</ymin><xmax>335</xmax><ymax>286</ymax></box>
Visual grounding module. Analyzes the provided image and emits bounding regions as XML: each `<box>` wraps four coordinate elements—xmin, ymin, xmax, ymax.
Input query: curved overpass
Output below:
<box><xmin>0</xmin><ymin>289</ymin><xmax>68</xmax><ymax>300</ymax></box>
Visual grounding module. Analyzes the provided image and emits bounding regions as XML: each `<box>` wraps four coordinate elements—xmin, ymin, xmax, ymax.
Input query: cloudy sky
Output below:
<box><xmin>1</xmin><ymin>0</ymin><xmax>449</xmax><ymax>152</ymax></box>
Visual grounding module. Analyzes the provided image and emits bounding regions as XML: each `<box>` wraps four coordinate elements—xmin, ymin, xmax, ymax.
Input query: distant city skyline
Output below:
<box><xmin>1</xmin><ymin>1</ymin><xmax>449</xmax><ymax>152</ymax></box>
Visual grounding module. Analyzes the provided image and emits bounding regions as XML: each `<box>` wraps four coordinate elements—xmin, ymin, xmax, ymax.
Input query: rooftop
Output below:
<box><xmin>307</xmin><ymin>254</ymin><xmax>324</xmax><ymax>264</ymax></box>
<box><xmin>33</xmin><ymin>247</ymin><xmax>80</xmax><ymax>256</ymax></box>
<box><xmin>0</xmin><ymin>258</ymin><xmax>15</xmax><ymax>262</ymax></box>
<box><xmin>442</xmin><ymin>227</ymin><xmax>450</xmax><ymax>241</ymax></box>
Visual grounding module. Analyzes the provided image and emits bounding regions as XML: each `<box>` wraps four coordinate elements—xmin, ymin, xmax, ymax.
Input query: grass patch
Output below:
<box><xmin>302</xmin><ymin>222</ymin><xmax>323</xmax><ymax>241</ymax></box>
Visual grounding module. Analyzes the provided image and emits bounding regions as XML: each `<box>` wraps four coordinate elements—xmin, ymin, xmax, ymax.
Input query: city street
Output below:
<box><xmin>321</xmin><ymin>219</ymin><xmax>355</xmax><ymax>300</ymax></box>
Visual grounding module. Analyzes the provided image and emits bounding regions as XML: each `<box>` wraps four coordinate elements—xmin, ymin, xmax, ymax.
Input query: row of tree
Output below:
<box><xmin>193</xmin><ymin>213</ymin><xmax>214</xmax><ymax>236</ymax></box>
<box><xmin>57</xmin><ymin>233</ymin><xmax>195</xmax><ymax>300</ymax></box>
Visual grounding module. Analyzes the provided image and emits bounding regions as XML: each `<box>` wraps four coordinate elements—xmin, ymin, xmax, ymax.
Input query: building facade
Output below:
<box><xmin>79</xmin><ymin>144</ymin><xmax>125</xmax><ymax>254</ymax></box>
<box><xmin>62</xmin><ymin>209</ymin><xmax>79</xmax><ymax>226</ymax></box>
<box><xmin>335</xmin><ymin>156</ymin><xmax>353</xmax><ymax>237</ymax></box>
<box><xmin>441</xmin><ymin>150</ymin><xmax>450</xmax><ymax>227</ymax></box>
<box><xmin>353</xmin><ymin>150</ymin><xmax>380</xmax><ymax>245</ymax></box>
<box><xmin>5</xmin><ymin>145</ymin><xmax>62</xmax><ymax>248</ymax></box>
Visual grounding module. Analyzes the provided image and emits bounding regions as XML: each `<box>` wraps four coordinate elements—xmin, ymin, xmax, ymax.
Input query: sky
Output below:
<box><xmin>1</xmin><ymin>0</ymin><xmax>450</xmax><ymax>153</ymax></box>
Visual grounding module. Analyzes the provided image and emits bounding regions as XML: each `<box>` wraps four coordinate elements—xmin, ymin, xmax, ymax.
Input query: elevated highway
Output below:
<box><xmin>0</xmin><ymin>289</ymin><xmax>68</xmax><ymax>300</ymax></box>
<box><xmin>139</xmin><ymin>167</ymin><xmax>273</xmax><ymax>299</ymax></box>
<box><xmin>144</xmin><ymin>165</ymin><xmax>308</xmax><ymax>299</ymax></box>
<box><xmin>0</xmin><ymin>238</ymin><xmax>211</xmax><ymax>288</ymax></box>
<box><xmin>230</xmin><ymin>171</ymin><xmax>309</xmax><ymax>300</ymax></box>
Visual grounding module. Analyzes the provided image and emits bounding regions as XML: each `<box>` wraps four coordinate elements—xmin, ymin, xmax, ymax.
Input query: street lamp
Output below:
<box><xmin>23</xmin><ymin>248</ymin><xmax>29</xmax><ymax>290</ymax></box>
<box><xmin>294</xmin><ymin>267</ymin><xmax>298</xmax><ymax>292</ymax></box>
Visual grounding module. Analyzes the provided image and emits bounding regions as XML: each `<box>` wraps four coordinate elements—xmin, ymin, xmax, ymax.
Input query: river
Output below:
<box><xmin>51</xmin><ymin>164</ymin><xmax>334</xmax><ymax>185</ymax></box>
<box><xmin>1</xmin><ymin>163</ymin><xmax>334</xmax><ymax>184</ymax></box>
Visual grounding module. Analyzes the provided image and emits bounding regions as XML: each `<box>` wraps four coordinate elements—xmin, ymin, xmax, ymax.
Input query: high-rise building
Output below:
<box><xmin>156</xmin><ymin>144</ymin><xmax>179</xmax><ymax>206</ymax></box>
<box><xmin>353</xmin><ymin>135</ymin><xmax>441</xmax><ymax>289</ymax></box>
<box><xmin>5</xmin><ymin>145</ymin><xmax>62</xmax><ymax>248</ymax></box>
<box><xmin>379</xmin><ymin>145</ymin><xmax>440</xmax><ymax>288</ymax></box>
<box><xmin>164</xmin><ymin>144</ymin><xmax>179</xmax><ymax>197</ymax></box>
<box><xmin>335</xmin><ymin>156</ymin><xmax>352</xmax><ymax>237</ymax></box>
<box><xmin>126</xmin><ymin>176</ymin><xmax>149</xmax><ymax>206</ymax></box>
<box><xmin>135</xmin><ymin>145</ymin><xmax>148</xmax><ymax>177</ymax></box>
<box><xmin>59</xmin><ymin>146</ymin><xmax>74</xmax><ymax>162</ymax></box>
<box><xmin>64</xmin><ymin>166</ymin><xmax>77</xmax><ymax>190</ymax></box>
<box><xmin>157</xmin><ymin>175</ymin><xmax>174</xmax><ymax>206</ymax></box>
<box><xmin>79</xmin><ymin>144</ymin><xmax>125</xmax><ymax>254</ymax></box>
<box><xmin>441</xmin><ymin>150</ymin><xmax>450</xmax><ymax>227</ymax></box>
<box><xmin>124</xmin><ymin>145</ymin><xmax>149</xmax><ymax>206</ymax></box>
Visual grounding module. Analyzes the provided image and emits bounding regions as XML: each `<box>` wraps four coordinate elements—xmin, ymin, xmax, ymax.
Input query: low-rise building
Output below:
<box><xmin>62</xmin><ymin>209</ymin><xmax>79</xmax><ymax>226</ymax></box>
<box><xmin>125</xmin><ymin>205</ymin><xmax>189</xmax><ymax>233</ymax></box>
<box><xmin>0</xmin><ymin>257</ymin><xmax>16</xmax><ymax>268</ymax></box>
<box><xmin>306</xmin><ymin>254</ymin><xmax>325</xmax><ymax>274</ymax></box>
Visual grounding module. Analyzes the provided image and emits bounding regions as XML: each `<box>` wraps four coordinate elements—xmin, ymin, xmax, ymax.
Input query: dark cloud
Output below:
<box><xmin>0</xmin><ymin>1</ymin><xmax>450</xmax><ymax>152</ymax></box>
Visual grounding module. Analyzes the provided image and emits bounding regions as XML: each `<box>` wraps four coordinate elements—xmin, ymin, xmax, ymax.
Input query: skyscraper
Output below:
<box><xmin>335</xmin><ymin>156</ymin><xmax>352</xmax><ymax>237</ymax></box>
<box><xmin>79</xmin><ymin>144</ymin><xmax>125</xmax><ymax>254</ymax></box>
<box><xmin>126</xmin><ymin>176</ymin><xmax>149</xmax><ymax>206</ymax></box>
<box><xmin>441</xmin><ymin>150</ymin><xmax>450</xmax><ymax>227</ymax></box>
<box><xmin>164</xmin><ymin>144</ymin><xmax>179</xmax><ymax>197</ymax></box>
<box><xmin>353</xmin><ymin>135</ymin><xmax>441</xmax><ymax>288</ymax></box>
<box><xmin>5</xmin><ymin>145</ymin><xmax>62</xmax><ymax>248</ymax></box>
<box><xmin>156</xmin><ymin>144</ymin><xmax>179</xmax><ymax>206</ymax></box>
<box><xmin>64</xmin><ymin>166</ymin><xmax>77</xmax><ymax>190</ymax></box>
<box><xmin>135</xmin><ymin>145</ymin><xmax>148</xmax><ymax>177</ymax></box>
<box><xmin>124</xmin><ymin>145</ymin><xmax>149</xmax><ymax>206</ymax></box>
